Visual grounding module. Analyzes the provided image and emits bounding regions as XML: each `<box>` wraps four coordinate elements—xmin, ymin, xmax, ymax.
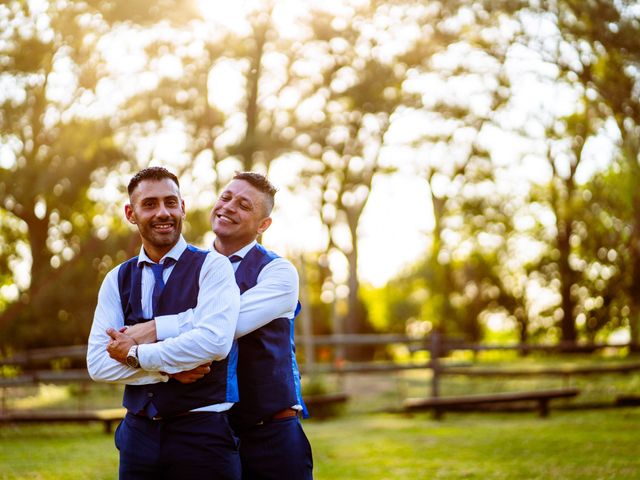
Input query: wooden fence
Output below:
<box><xmin>1</xmin><ymin>333</ymin><xmax>636</xmax><ymax>403</ymax></box>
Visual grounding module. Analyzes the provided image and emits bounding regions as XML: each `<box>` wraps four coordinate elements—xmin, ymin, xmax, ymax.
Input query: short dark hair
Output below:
<box><xmin>233</xmin><ymin>171</ymin><xmax>277</xmax><ymax>215</ymax></box>
<box><xmin>128</xmin><ymin>167</ymin><xmax>180</xmax><ymax>197</ymax></box>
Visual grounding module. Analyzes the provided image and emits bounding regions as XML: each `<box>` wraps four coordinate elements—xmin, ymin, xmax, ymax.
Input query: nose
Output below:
<box><xmin>220</xmin><ymin>201</ymin><xmax>236</xmax><ymax>214</ymax></box>
<box><xmin>156</xmin><ymin>202</ymin><xmax>170</xmax><ymax>218</ymax></box>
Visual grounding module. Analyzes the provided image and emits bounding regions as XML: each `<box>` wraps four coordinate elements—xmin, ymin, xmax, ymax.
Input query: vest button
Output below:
<box><xmin>147</xmin><ymin>392</ymin><xmax>154</xmax><ymax>397</ymax></box>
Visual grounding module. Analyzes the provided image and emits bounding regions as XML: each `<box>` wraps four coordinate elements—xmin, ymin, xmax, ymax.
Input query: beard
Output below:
<box><xmin>140</xmin><ymin>217</ymin><xmax>182</xmax><ymax>250</ymax></box>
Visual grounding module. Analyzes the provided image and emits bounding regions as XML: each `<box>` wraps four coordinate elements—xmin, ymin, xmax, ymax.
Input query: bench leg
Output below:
<box><xmin>537</xmin><ymin>399</ymin><xmax>549</xmax><ymax>418</ymax></box>
<box><xmin>433</xmin><ymin>407</ymin><xmax>444</xmax><ymax>421</ymax></box>
<box><xmin>104</xmin><ymin>420</ymin><xmax>113</xmax><ymax>435</ymax></box>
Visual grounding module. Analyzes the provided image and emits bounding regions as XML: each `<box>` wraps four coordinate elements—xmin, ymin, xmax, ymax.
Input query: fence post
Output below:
<box><xmin>430</xmin><ymin>331</ymin><xmax>442</xmax><ymax>399</ymax></box>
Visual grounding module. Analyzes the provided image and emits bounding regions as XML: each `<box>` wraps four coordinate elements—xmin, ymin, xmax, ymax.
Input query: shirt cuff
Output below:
<box><xmin>155</xmin><ymin>314</ymin><xmax>180</xmax><ymax>340</ymax></box>
<box><xmin>137</xmin><ymin>343</ymin><xmax>163</xmax><ymax>372</ymax></box>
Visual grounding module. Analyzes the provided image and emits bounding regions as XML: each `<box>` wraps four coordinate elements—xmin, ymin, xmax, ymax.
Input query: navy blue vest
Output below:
<box><xmin>230</xmin><ymin>244</ymin><xmax>307</xmax><ymax>427</ymax></box>
<box><xmin>118</xmin><ymin>245</ymin><xmax>238</xmax><ymax>418</ymax></box>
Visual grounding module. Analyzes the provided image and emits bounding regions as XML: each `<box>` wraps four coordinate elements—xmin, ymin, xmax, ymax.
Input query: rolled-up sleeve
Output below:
<box><xmin>137</xmin><ymin>252</ymin><xmax>240</xmax><ymax>374</ymax></box>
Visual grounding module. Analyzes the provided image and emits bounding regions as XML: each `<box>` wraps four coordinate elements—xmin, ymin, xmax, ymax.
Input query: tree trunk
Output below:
<box><xmin>628</xmin><ymin>162</ymin><xmax>640</xmax><ymax>352</ymax></box>
<box><xmin>556</xmin><ymin>217</ymin><xmax>577</xmax><ymax>345</ymax></box>
<box><xmin>517</xmin><ymin>309</ymin><xmax>530</xmax><ymax>357</ymax></box>
<box><xmin>27</xmin><ymin>214</ymin><xmax>51</xmax><ymax>294</ymax></box>
<box><xmin>343</xmin><ymin>212</ymin><xmax>375</xmax><ymax>360</ymax></box>
<box><xmin>240</xmin><ymin>19</ymin><xmax>267</xmax><ymax>172</ymax></box>
<box><xmin>430</xmin><ymin>192</ymin><xmax>455</xmax><ymax>335</ymax></box>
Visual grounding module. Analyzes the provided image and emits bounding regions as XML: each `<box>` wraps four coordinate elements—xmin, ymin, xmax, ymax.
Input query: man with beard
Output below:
<box><xmin>125</xmin><ymin>172</ymin><xmax>313</xmax><ymax>479</ymax></box>
<box><xmin>87</xmin><ymin>166</ymin><xmax>241</xmax><ymax>479</ymax></box>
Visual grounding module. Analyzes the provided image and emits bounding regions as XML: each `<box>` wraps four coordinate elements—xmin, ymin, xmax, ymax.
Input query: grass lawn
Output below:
<box><xmin>1</xmin><ymin>408</ymin><xmax>638</xmax><ymax>479</ymax></box>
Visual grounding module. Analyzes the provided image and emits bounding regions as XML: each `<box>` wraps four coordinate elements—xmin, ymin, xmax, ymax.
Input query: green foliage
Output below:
<box><xmin>572</xmin><ymin>159</ymin><xmax>636</xmax><ymax>340</ymax></box>
<box><xmin>0</xmin><ymin>1</ymin><xmax>168</xmax><ymax>348</ymax></box>
<box><xmin>2</xmin><ymin>0</ymin><xmax>640</xmax><ymax>351</ymax></box>
<box><xmin>298</xmin><ymin>252</ymin><xmax>333</xmax><ymax>337</ymax></box>
<box><xmin>361</xmin><ymin>276</ymin><xmax>426</xmax><ymax>334</ymax></box>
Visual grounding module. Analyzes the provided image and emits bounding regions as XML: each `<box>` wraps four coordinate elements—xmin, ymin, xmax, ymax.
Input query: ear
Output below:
<box><xmin>180</xmin><ymin>199</ymin><xmax>186</xmax><ymax>217</ymax></box>
<box><xmin>124</xmin><ymin>204</ymin><xmax>136</xmax><ymax>224</ymax></box>
<box><xmin>257</xmin><ymin>216</ymin><xmax>272</xmax><ymax>235</ymax></box>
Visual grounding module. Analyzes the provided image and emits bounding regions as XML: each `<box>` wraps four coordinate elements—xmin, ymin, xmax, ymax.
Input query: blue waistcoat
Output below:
<box><xmin>230</xmin><ymin>244</ymin><xmax>307</xmax><ymax>427</ymax></box>
<box><xmin>118</xmin><ymin>245</ymin><xmax>238</xmax><ymax>418</ymax></box>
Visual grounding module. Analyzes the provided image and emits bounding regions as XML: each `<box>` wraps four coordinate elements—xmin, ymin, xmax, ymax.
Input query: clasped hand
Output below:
<box><xmin>105</xmin><ymin>327</ymin><xmax>210</xmax><ymax>384</ymax></box>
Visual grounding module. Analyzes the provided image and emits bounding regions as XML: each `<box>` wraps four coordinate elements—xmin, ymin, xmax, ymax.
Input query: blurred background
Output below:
<box><xmin>1</xmin><ymin>0</ymin><xmax>640</xmax><ymax>355</ymax></box>
<box><xmin>2</xmin><ymin>2</ymin><xmax>640</xmax><ymax>478</ymax></box>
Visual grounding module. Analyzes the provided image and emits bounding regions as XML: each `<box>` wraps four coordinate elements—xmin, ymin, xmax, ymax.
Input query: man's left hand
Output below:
<box><xmin>168</xmin><ymin>363</ymin><xmax>211</xmax><ymax>384</ymax></box>
<box><xmin>106</xmin><ymin>328</ymin><xmax>137</xmax><ymax>364</ymax></box>
<box><xmin>122</xmin><ymin>321</ymin><xmax>157</xmax><ymax>345</ymax></box>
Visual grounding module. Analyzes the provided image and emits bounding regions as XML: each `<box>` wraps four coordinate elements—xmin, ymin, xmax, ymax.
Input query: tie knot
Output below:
<box><xmin>146</xmin><ymin>258</ymin><xmax>175</xmax><ymax>278</ymax></box>
<box><xmin>162</xmin><ymin>257</ymin><xmax>176</xmax><ymax>268</ymax></box>
<box><xmin>228</xmin><ymin>255</ymin><xmax>242</xmax><ymax>264</ymax></box>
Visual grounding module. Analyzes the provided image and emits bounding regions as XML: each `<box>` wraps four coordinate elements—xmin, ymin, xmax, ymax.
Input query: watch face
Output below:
<box><xmin>126</xmin><ymin>355</ymin><xmax>139</xmax><ymax>368</ymax></box>
<box><xmin>126</xmin><ymin>346</ymin><xmax>139</xmax><ymax>368</ymax></box>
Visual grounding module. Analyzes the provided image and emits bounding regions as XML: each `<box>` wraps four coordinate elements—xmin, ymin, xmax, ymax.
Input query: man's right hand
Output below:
<box><xmin>167</xmin><ymin>363</ymin><xmax>211</xmax><ymax>384</ymax></box>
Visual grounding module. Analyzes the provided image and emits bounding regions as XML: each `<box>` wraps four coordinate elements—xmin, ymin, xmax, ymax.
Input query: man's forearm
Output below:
<box><xmin>87</xmin><ymin>271</ymin><xmax>168</xmax><ymax>385</ymax></box>
<box><xmin>125</xmin><ymin>321</ymin><xmax>158</xmax><ymax>344</ymax></box>
<box><xmin>121</xmin><ymin>321</ymin><xmax>212</xmax><ymax>384</ymax></box>
<box><xmin>135</xmin><ymin>255</ymin><xmax>240</xmax><ymax>373</ymax></box>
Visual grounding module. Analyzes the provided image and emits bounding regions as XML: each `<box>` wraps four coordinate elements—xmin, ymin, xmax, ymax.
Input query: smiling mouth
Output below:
<box><xmin>153</xmin><ymin>223</ymin><xmax>174</xmax><ymax>232</ymax></box>
<box><xmin>216</xmin><ymin>214</ymin><xmax>236</xmax><ymax>224</ymax></box>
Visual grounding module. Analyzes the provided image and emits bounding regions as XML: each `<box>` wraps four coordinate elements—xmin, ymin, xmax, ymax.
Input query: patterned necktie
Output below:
<box><xmin>148</xmin><ymin>258</ymin><xmax>176</xmax><ymax>316</ymax></box>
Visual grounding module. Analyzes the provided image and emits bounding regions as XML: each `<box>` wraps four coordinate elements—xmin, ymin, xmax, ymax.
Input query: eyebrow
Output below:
<box><xmin>139</xmin><ymin>194</ymin><xmax>180</xmax><ymax>203</ymax></box>
<box><xmin>223</xmin><ymin>192</ymin><xmax>254</xmax><ymax>208</ymax></box>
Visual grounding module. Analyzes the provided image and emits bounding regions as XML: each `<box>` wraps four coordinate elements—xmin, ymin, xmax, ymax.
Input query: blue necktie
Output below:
<box><xmin>148</xmin><ymin>259</ymin><xmax>175</xmax><ymax>316</ymax></box>
<box><xmin>228</xmin><ymin>255</ymin><xmax>242</xmax><ymax>264</ymax></box>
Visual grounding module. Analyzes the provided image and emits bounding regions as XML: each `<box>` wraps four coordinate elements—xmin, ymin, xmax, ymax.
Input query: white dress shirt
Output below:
<box><xmin>86</xmin><ymin>236</ymin><xmax>240</xmax><ymax>389</ymax></box>
<box><xmin>155</xmin><ymin>240</ymin><xmax>299</xmax><ymax>341</ymax></box>
<box><xmin>155</xmin><ymin>240</ymin><xmax>303</xmax><ymax>412</ymax></box>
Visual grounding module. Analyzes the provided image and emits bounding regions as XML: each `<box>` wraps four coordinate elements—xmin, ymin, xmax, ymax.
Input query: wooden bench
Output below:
<box><xmin>616</xmin><ymin>394</ymin><xmax>640</xmax><ymax>406</ymax></box>
<box><xmin>305</xmin><ymin>392</ymin><xmax>349</xmax><ymax>406</ymax></box>
<box><xmin>0</xmin><ymin>394</ymin><xmax>349</xmax><ymax>433</ymax></box>
<box><xmin>404</xmin><ymin>387</ymin><xmax>580</xmax><ymax>420</ymax></box>
<box><xmin>302</xmin><ymin>392</ymin><xmax>349</xmax><ymax>419</ymax></box>
<box><xmin>442</xmin><ymin>362</ymin><xmax>640</xmax><ymax>378</ymax></box>
<box><xmin>0</xmin><ymin>408</ymin><xmax>125</xmax><ymax>434</ymax></box>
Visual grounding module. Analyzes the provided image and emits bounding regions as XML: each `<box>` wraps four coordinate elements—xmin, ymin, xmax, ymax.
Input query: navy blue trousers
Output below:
<box><xmin>115</xmin><ymin>412</ymin><xmax>241</xmax><ymax>480</ymax></box>
<box><xmin>236</xmin><ymin>416</ymin><xmax>313</xmax><ymax>480</ymax></box>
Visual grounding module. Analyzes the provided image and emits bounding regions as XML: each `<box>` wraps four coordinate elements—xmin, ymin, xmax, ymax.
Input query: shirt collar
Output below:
<box><xmin>137</xmin><ymin>235</ymin><xmax>188</xmax><ymax>267</ymax></box>
<box><xmin>216</xmin><ymin>240</ymin><xmax>257</xmax><ymax>261</ymax></box>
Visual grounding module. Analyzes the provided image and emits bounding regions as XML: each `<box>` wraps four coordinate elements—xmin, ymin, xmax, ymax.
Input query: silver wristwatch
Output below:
<box><xmin>126</xmin><ymin>345</ymin><xmax>140</xmax><ymax>368</ymax></box>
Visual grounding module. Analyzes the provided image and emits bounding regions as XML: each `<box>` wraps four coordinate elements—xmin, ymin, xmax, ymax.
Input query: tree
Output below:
<box><xmin>576</xmin><ymin>160</ymin><xmax>634</xmax><ymax>342</ymax></box>
<box><xmin>288</xmin><ymin>3</ymin><xmax>429</xmax><ymax>357</ymax></box>
<box><xmin>503</xmin><ymin>0</ymin><xmax>640</xmax><ymax>346</ymax></box>
<box><xmin>395</xmin><ymin>0</ymin><xmax>518</xmax><ymax>341</ymax></box>
<box><xmin>0</xmin><ymin>0</ymin><xmax>198</xmax><ymax>348</ymax></box>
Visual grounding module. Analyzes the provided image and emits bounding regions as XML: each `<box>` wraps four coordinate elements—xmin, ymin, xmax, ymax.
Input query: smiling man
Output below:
<box><xmin>125</xmin><ymin>172</ymin><xmax>313</xmax><ymax>479</ymax></box>
<box><xmin>86</xmin><ymin>166</ymin><xmax>241</xmax><ymax>480</ymax></box>
<box><xmin>207</xmin><ymin>172</ymin><xmax>313</xmax><ymax>479</ymax></box>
